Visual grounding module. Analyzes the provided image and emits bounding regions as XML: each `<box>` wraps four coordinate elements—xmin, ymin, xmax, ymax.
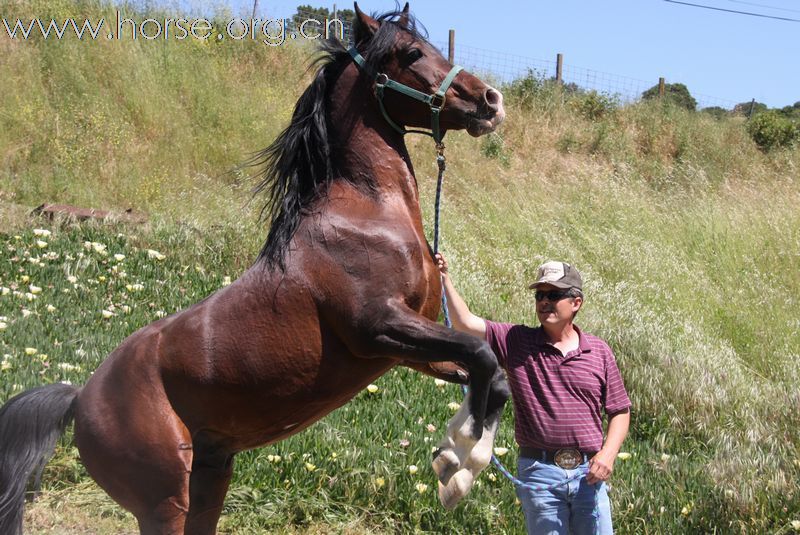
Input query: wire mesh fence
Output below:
<box><xmin>433</xmin><ymin>41</ymin><xmax>739</xmax><ymax>110</ymax></box>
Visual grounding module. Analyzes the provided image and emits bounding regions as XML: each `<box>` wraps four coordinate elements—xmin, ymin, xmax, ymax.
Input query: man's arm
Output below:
<box><xmin>586</xmin><ymin>408</ymin><xmax>630</xmax><ymax>485</ymax></box>
<box><xmin>435</xmin><ymin>253</ymin><xmax>486</xmax><ymax>339</ymax></box>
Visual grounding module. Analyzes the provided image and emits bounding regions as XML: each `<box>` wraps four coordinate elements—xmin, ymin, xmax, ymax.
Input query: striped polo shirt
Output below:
<box><xmin>485</xmin><ymin>321</ymin><xmax>631</xmax><ymax>452</ymax></box>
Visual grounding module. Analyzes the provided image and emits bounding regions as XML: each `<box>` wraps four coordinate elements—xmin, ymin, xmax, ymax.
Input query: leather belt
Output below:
<box><xmin>519</xmin><ymin>447</ymin><xmax>597</xmax><ymax>469</ymax></box>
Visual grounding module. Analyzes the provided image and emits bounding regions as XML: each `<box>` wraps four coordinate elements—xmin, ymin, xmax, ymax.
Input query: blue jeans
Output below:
<box><xmin>516</xmin><ymin>457</ymin><xmax>613</xmax><ymax>535</ymax></box>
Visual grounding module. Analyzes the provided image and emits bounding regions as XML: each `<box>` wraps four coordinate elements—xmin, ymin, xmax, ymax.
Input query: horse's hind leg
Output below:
<box><xmin>184</xmin><ymin>436</ymin><xmax>235</xmax><ymax>535</ymax></box>
<box><xmin>74</xmin><ymin>381</ymin><xmax>193</xmax><ymax>534</ymax></box>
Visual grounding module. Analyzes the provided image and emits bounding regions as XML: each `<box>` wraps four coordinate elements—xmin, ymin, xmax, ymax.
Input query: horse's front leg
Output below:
<box><xmin>340</xmin><ymin>301</ymin><xmax>501</xmax><ymax>506</ymax></box>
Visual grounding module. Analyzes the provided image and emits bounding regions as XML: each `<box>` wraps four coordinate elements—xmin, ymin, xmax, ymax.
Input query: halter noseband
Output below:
<box><xmin>348</xmin><ymin>46</ymin><xmax>463</xmax><ymax>147</ymax></box>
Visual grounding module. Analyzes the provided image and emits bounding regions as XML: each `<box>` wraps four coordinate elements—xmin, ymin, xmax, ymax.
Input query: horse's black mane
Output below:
<box><xmin>251</xmin><ymin>9</ymin><xmax>428</xmax><ymax>269</ymax></box>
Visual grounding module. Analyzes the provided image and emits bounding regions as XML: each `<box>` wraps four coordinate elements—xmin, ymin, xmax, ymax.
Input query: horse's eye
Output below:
<box><xmin>405</xmin><ymin>48</ymin><xmax>423</xmax><ymax>64</ymax></box>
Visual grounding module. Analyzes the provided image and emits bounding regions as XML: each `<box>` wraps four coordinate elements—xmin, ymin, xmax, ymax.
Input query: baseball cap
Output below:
<box><xmin>528</xmin><ymin>261</ymin><xmax>583</xmax><ymax>290</ymax></box>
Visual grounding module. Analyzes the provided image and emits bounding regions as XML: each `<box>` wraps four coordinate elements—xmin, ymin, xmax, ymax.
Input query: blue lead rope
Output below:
<box><xmin>432</xmin><ymin>167</ymin><xmax>602</xmax><ymax>534</ymax></box>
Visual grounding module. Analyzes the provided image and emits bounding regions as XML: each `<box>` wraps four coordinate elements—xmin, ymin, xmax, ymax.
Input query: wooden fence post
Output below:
<box><xmin>658</xmin><ymin>77</ymin><xmax>665</xmax><ymax>98</ymax></box>
<box><xmin>448</xmin><ymin>29</ymin><xmax>455</xmax><ymax>64</ymax></box>
<box><xmin>556</xmin><ymin>53</ymin><xmax>563</xmax><ymax>85</ymax></box>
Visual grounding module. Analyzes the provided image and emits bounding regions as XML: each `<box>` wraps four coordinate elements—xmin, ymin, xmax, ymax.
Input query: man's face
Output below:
<box><xmin>535</xmin><ymin>283</ymin><xmax>582</xmax><ymax>326</ymax></box>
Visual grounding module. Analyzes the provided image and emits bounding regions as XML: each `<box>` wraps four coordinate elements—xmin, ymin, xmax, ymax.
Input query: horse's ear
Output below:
<box><xmin>398</xmin><ymin>3</ymin><xmax>410</xmax><ymax>27</ymax></box>
<box><xmin>353</xmin><ymin>2</ymin><xmax>379</xmax><ymax>42</ymax></box>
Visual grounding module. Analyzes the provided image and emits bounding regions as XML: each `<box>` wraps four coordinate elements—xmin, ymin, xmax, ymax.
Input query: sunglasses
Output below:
<box><xmin>534</xmin><ymin>290</ymin><xmax>572</xmax><ymax>302</ymax></box>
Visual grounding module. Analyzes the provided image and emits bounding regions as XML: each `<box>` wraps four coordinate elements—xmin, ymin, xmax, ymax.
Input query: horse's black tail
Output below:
<box><xmin>0</xmin><ymin>383</ymin><xmax>79</xmax><ymax>535</ymax></box>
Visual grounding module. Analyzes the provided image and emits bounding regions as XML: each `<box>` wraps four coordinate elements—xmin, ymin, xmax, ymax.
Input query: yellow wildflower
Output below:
<box><xmin>374</xmin><ymin>476</ymin><xmax>385</xmax><ymax>488</ymax></box>
<box><xmin>36</xmin><ymin>240</ymin><xmax>48</xmax><ymax>249</ymax></box>
<box><xmin>304</xmin><ymin>462</ymin><xmax>316</xmax><ymax>472</ymax></box>
<box><xmin>493</xmin><ymin>447</ymin><xmax>509</xmax><ymax>457</ymax></box>
<box><xmin>366</xmin><ymin>384</ymin><xmax>379</xmax><ymax>393</ymax></box>
<box><xmin>617</xmin><ymin>452</ymin><xmax>632</xmax><ymax>460</ymax></box>
<box><xmin>415</xmin><ymin>482</ymin><xmax>428</xmax><ymax>494</ymax></box>
<box><xmin>24</xmin><ymin>347</ymin><xmax>37</xmax><ymax>355</ymax></box>
<box><xmin>408</xmin><ymin>465</ymin><xmax>418</xmax><ymax>475</ymax></box>
<box><xmin>33</xmin><ymin>229</ymin><xmax>51</xmax><ymax>237</ymax></box>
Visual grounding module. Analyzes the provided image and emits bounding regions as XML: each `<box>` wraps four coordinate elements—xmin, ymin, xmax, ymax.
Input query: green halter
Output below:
<box><xmin>348</xmin><ymin>46</ymin><xmax>463</xmax><ymax>147</ymax></box>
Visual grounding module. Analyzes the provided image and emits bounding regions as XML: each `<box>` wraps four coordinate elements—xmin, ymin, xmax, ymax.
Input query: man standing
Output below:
<box><xmin>435</xmin><ymin>254</ymin><xmax>630</xmax><ymax>535</ymax></box>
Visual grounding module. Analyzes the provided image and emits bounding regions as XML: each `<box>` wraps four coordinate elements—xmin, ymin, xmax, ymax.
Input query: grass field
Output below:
<box><xmin>2</xmin><ymin>0</ymin><xmax>800</xmax><ymax>533</ymax></box>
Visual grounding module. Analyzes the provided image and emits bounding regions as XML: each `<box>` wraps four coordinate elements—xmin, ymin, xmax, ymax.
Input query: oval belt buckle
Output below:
<box><xmin>554</xmin><ymin>448</ymin><xmax>581</xmax><ymax>469</ymax></box>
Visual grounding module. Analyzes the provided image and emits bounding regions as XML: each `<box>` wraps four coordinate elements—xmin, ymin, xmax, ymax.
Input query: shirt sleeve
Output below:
<box><xmin>602</xmin><ymin>345</ymin><xmax>631</xmax><ymax>415</ymax></box>
<box><xmin>484</xmin><ymin>320</ymin><xmax>515</xmax><ymax>369</ymax></box>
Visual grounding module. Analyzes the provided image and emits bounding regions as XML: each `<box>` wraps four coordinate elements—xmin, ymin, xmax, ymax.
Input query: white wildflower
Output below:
<box><xmin>147</xmin><ymin>249</ymin><xmax>166</xmax><ymax>261</ymax></box>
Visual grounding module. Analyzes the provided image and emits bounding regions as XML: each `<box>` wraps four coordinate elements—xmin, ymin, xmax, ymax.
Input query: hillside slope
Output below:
<box><xmin>1</xmin><ymin>1</ymin><xmax>799</xmax><ymax>533</ymax></box>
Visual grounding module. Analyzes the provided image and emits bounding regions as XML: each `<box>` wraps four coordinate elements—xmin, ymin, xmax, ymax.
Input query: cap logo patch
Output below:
<box><xmin>538</xmin><ymin>262</ymin><xmax>565</xmax><ymax>282</ymax></box>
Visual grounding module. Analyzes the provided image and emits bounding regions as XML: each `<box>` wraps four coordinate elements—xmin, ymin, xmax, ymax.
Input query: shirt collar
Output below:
<box><xmin>533</xmin><ymin>324</ymin><xmax>591</xmax><ymax>354</ymax></box>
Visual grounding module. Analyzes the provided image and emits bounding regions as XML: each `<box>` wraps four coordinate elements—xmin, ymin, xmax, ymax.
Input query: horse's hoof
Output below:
<box><xmin>437</xmin><ymin>469</ymin><xmax>474</xmax><ymax>510</ymax></box>
<box><xmin>431</xmin><ymin>448</ymin><xmax>460</xmax><ymax>484</ymax></box>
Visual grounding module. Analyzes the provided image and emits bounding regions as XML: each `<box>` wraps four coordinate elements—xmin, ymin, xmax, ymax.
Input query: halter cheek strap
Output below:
<box><xmin>348</xmin><ymin>46</ymin><xmax>463</xmax><ymax>146</ymax></box>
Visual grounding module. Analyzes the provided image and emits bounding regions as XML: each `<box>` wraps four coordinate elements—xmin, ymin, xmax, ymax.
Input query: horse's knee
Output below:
<box><xmin>475</xmin><ymin>343</ymin><xmax>498</xmax><ymax>377</ymax></box>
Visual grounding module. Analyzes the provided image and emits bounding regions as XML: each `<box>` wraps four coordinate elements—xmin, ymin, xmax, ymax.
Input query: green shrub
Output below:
<box><xmin>702</xmin><ymin>106</ymin><xmax>729</xmax><ymax>120</ymax></box>
<box><xmin>642</xmin><ymin>82</ymin><xmax>697</xmax><ymax>111</ymax></box>
<box><xmin>733</xmin><ymin>100</ymin><xmax>768</xmax><ymax>117</ymax></box>
<box><xmin>480</xmin><ymin>132</ymin><xmax>510</xmax><ymax>166</ymax></box>
<box><xmin>746</xmin><ymin>111</ymin><xmax>799</xmax><ymax>151</ymax></box>
<box><xmin>570</xmin><ymin>90</ymin><xmax>619</xmax><ymax>120</ymax></box>
<box><xmin>504</xmin><ymin>69</ymin><xmax>546</xmax><ymax>107</ymax></box>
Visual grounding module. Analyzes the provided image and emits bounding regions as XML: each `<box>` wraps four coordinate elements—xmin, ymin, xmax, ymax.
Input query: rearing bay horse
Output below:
<box><xmin>0</xmin><ymin>4</ymin><xmax>509</xmax><ymax>534</ymax></box>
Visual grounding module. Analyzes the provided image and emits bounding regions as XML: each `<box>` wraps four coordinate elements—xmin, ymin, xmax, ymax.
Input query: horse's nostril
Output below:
<box><xmin>484</xmin><ymin>88</ymin><xmax>502</xmax><ymax>110</ymax></box>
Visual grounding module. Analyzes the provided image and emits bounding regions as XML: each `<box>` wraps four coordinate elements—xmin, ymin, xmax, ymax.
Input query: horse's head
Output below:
<box><xmin>351</xmin><ymin>3</ymin><xmax>505</xmax><ymax>139</ymax></box>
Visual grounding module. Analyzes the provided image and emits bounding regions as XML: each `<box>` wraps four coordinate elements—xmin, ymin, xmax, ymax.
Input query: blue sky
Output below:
<box><xmin>202</xmin><ymin>0</ymin><xmax>799</xmax><ymax>108</ymax></box>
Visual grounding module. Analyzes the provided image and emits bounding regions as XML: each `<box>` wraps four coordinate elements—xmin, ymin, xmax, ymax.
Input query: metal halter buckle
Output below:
<box><xmin>429</xmin><ymin>93</ymin><xmax>446</xmax><ymax>110</ymax></box>
<box><xmin>554</xmin><ymin>449</ymin><xmax>582</xmax><ymax>470</ymax></box>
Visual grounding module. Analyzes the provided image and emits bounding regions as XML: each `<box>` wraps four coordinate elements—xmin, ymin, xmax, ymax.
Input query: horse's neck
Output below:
<box><xmin>329</xmin><ymin>66</ymin><xmax>421</xmax><ymax>210</ymax></box>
